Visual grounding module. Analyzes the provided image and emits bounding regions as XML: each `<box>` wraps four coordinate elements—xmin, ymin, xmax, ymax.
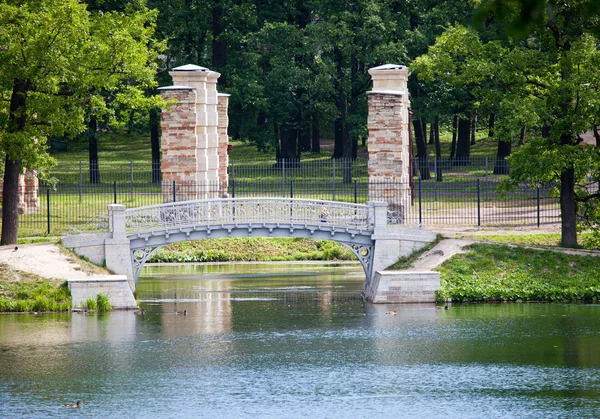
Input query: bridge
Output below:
<box><xmin>125</xmin><ymin>198</ymin><xmax>376</xmax><ymax>281</ymax></box>
<box><xmin>63</xmin><ymin>198</ymin><xmax>439</xmax><ymax>304</ymax></box>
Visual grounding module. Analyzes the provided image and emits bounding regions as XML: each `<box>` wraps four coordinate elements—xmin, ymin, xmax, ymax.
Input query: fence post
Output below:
<box><xmin>418</xmin><ymin>177</ymin><xmax>422</xmax><ymax>225</ymax></box>
<box><xmin>129</xmin><ymin>160</ymin><xmax>133</xmax><ymax>200</ymax></box>
<box><xmin>485</xmin><ymin>156</ymin><xmax>489</xmax><ymax>202</ymax></box>
<box><xmin>477</xmin><ymin>178</ymin><xmax>481</xmax><ymax>227</ymax></box>
<box><xmin>113</xmin><ymin>180</ymin><xmax>117</xmax><ymax>204</ymax></box>
<box><xmin>281</xmin><ymin>158</ymin><xmax>285</xmax><ymax>197</ymax></box>
<box><xmin>79</xmin><ymin>160</ymin><xmax>83</xmax><ymax>203</ymax></box>
<box><xmin>231</xmin><ymin>159</ymin><xmax>235</xmax><ymax>198</ymax></box>
<box><xmin>290</xmin><ymin>180</ymin><xmax>293</xmax><ymax>198</ymax></box>
<box><xmin>332</xmin><ymin>159</ymin><xmax>336</xmax><ymax>201</ymax></box>
<box><xmin>354</xmin><ymin>180</ymin><xmax>357</xmax><ymax>204</ymax></box>
<box><xmin>433</xmin><ymin>158</ymin><xmax>437</xmax><ymax>201</ymax></box>
<box><xmin>537</xmin><ymin>186</ymin><xmax>541</xmax><ymax>228</ymax></box>
<box><xmin>173</xmin><ymin>180</ymin><xmax>176</xmax><ymax>202</ymax></box>
<box><xmin>46</xmin><ymin>188</ymin><xmax>51</xmax><ymax>235</ymax></box>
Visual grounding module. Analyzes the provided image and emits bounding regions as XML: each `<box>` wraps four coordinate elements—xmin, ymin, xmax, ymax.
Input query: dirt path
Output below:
<box><xmin>0</xmin><ymin>243</ymin><xmax>104</xmax><ymax>280</ymax></box>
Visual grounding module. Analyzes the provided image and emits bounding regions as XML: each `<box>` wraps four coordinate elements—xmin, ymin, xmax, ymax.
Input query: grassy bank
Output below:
<box><xmin>148</xmin><ymin>237</ymin><xmax>355</xmax><ymax>263</ymax></box>
<box><xmin>466</xmin><ymin>232</ymin><xmax>600</xmax><ymax>250</ymax></box>
<box><xmin>0</xmin><ymin>265</ymin><xmax>71</xmax><ymax>312</ymax></box>
<box><xmin>437</xmin><ymin>243</ymin><xmax>600</xmax><ymax>303</ymax></box>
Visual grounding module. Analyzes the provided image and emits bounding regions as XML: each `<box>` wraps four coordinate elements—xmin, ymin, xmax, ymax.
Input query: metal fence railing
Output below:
<box><xmin>5</xmin><ymin>157</ymin><xmax>563</xmax><ymax>237</ymax></box>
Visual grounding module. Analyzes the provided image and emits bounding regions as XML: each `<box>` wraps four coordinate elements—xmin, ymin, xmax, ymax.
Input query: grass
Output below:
<box><xmin>456</xmin><ymin>232</ymin><xmax>600</xmax><ymax>251</ymax></box>
<box><xmin>149</xmin><ymin>237</ymin><xmax>355</xmax><ymax>263</ymax></box>
<box><xmin>387</xmin><ymin>234</ymin><xmax>443</xmax><ymax>270</ymax></box>
<box><xmin>436</xmin><ymin>243</ymin><xmax>600</xmax><ymax>303</ymax></box>
<box><xmin>0</xmin><ymin>265</ymin><xmax>71</xmax><ymax>312</ymax></box>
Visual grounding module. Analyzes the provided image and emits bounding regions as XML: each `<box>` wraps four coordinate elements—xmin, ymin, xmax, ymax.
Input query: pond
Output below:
<box><xmin>1</xmin><ymin>262</ymin><xmax>600</xmax><ymax>418</ymax></box>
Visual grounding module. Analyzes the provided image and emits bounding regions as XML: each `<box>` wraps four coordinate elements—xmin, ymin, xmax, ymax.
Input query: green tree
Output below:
<box><xmin>415</xmin><ymin>0</ymin><xmax>600</xmax><ymax>246</ymax></box>
<box><xmin>0</xmin><ymin>0</ymin><xmax>160</xmax><ymax>244</ymax></box>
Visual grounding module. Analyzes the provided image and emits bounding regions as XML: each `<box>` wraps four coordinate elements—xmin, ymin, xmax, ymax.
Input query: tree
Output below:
<box><xmin>0</xmin><ymin>0</ymin><xmax>160</xmax><ymax>244</ymax></box>
<box><xmin>415</xmin><ymin>0</ymin><xmax>600</xmax><ymax>246</ymax></box>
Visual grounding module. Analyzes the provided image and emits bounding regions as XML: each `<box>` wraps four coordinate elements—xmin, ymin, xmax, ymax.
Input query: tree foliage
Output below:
<box><xmin>0</xmin><ymin>0</ymin><xmax>161</xmax><ymax>243</ymax></box>
<box><xmin>413</xmin><ymin>0</ymin><xmax>600</xmax><ymax>245</ymax></box>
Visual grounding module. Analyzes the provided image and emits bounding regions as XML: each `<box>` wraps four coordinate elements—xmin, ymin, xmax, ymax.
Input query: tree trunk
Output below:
<box><xmin>150</xmin><ymin>108</ymin><xmax>161</xmax><ymax>183</ymax></box>
<box><xmin>332</xmin><ymin>46</ymin><xmax>346</xmax><ymax>159</ymax></box>
<box><xmin>493</xmin><ymin>138</ymin><xmax>511</xmax><ymax>174</ymax></box>
<box><xmin>414</xmin><ymin>118</ymin><xmax>430</xmax><ymax>180</ymax></box>
<box><xmin>1</xmin><ymin>159</ymin><xmax>21</xmax><ymax>245</ymax></box>
<box><xmin>560</xmin><ymin>165</ymin><xmax>577</xmax><ymax>246</ymax></box>
<box><xmin>470</xmin><ymin>110</ymin><xmax>477</xmax><ymax>145</ymax></box>
<box><xmin>433</xmin><ymin>116</ymin><xmax>442</xmax><ymax>182</ymax></box>
<box><xmin>593</xmin><ymin>126</ymin><xmax>600</xmax><ymax>148</ymax></box>
<box><xmin>429</xmin><ymin>122</ymin><xmax>435</xmax><ymax>145</ymax></box>
<box><xmin>519</xmin><ymin>125</ymin><xmax>526</xmax><ymax>145</ymax></box>
<box><xmin>88</xmin><ymin>117</ymin><xmax>100</xmax><ymax>184</ymax></box>
<box><xmin>212</xmin><ymin>0</ymin><xmax>227</xmax><ymax>85</ymax></box>
<box><xmin>311</xmin><ymin>113</ymin><xmax>320</xmax><ymax>153</ymax></box>
<box><xmin>278</xmin><ymin>124</ymin><xmax>299</xmax><ymax>161</ymax></box>
<box><xmin>1</xmin><ymin>79</ymin><xmax>29</xmax><ymax>245</ymax></box>
<box><xmin>450</xmin><ymin>113</ymin><xmax>458</xmax><ymax>159</ymax></box>
<box><xmin>455</xmin><ymin>117</ymin><xmax>471</xmax><ymax>165</ymax></box>
<box><xmin>488</xmin><ymin>113</ymin><xmax>495</xmax><ymax>138</ymax></box>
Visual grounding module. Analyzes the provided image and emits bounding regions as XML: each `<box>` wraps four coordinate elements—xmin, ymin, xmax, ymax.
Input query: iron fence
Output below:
<box><xmin>9</xmin><ymin>178</ymin><xmax>560</xmax><ymax>236</ymax></box>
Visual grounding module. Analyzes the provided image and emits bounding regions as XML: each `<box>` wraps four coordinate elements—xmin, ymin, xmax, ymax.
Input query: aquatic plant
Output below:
<box><xmin>96</xmin><ymin>293</ymin><xmax>112</xmax><ymax>312</ymax></box>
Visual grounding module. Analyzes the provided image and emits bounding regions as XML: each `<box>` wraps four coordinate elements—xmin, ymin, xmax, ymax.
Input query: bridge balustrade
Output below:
<box><xmin>124</xmin><ymin>198</ymin><xmax>375</xmax><ymax>233</ymax></box>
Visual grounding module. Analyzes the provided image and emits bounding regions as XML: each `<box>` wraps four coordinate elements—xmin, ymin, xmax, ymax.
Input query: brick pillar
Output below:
<box><xmin>0</xmin><ymin>169</ymin><xmax>40</xmax><ymax>215</ymax></box>
<box><xmin>166</xmin><ymin>64</ymin><xmax>221</xmax><ymax>200</ymax></box>
<box><xmin>217</xmin><ymin>93</ymin><xmax>230</xmax><ymax>197</ymax></box>
<box><xmin>205</xmin><ymin>72</ymin><xmax>220</xmax><ymax>196</ymax></box>
<box><xmin>21</xmin><ymin>169</ymin><xmax>39</xmax><ymax>214</ymax></box>
<box><xmin>158</xmin><ymin>86</ymin><xmax>199</xmax><ymax>201</ymax></box>
<box><xmin>367</xmin><ymin>64</ymin><xmax>411</xmax><ymax>222</ymax></box>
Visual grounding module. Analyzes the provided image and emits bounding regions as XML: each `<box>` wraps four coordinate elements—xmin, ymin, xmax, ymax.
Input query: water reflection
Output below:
<box><xmin>1</xmin><ymin>262</ymin><xmax>600</xmax><ymax>418</ymax></box>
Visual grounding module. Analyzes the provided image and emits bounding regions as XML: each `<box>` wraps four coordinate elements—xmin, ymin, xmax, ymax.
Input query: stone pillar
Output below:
<box><xmin>166</xmin><ymin>64</ymin><xmax>221</xmax><ymax>200</ymax></box>
<box><xmin>158</xmin><ymin>86</ymin><xmax>199</xmax><ymax>201</ymax></box>
<box><xmin>367</xmin><ymin>64</ymin><xmax>411</xmax><ymax>223</ymax></box>
<box><xmin>105</xmin><ymin>204</ymin><xmax>134</xmax><ymax>290</ymax></box>
<box><xmin>217</xmin><ymin>93</ymin><xmax>230</xmax><ymax>197</ymax></box>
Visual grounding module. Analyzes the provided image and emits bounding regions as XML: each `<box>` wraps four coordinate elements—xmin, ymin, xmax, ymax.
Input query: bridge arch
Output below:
<box><xmin>124</xmin><ymin>198</ymin><xmax>377</xmax><ymax>286</ymax></box>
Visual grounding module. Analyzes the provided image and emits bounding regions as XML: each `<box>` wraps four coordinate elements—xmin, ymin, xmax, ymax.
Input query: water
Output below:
<box><xmin>1</xmin><ymin>262</ymin><xmax>600</xmax><ymax>418</ymax></box>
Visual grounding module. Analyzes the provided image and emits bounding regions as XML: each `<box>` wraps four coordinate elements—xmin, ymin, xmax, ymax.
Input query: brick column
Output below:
<box><xmin>217</xmin><ymin>93</ymin><xmax>230</xmax><ymax>197</ymax></box>
<box><xmin>158</xmin><ymin>86</ymin><xmax>199</xmax><ymax>201</ymax></box>
<box><xmin>167</xmin><ymin>64</ymin><xmax>221</xmax><ymax>200</ymax></box>
<box><xmin>367</xmin><ymin>64</ymin><xmax>411</xmax><ymax>222</ymax></box>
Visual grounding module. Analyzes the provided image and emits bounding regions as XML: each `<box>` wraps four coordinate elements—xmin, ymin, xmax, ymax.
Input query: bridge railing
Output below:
<box><xmin>123</xmin><ymin>198</ymin><xmax>376</xmax><ymax>233</ymax></box>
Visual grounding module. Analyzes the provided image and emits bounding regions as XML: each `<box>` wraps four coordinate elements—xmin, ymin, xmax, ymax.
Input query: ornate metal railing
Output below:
<box><xmin>124</xmin><ymin>198</ymin><xmax>374</xmax><ymax>233</ymax></box>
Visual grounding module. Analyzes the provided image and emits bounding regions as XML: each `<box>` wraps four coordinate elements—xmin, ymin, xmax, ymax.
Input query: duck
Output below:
<box><xmin>385</xmin><ymin>310</ymin><xmax>397</xmax><ymax>315</ymax></box>
<box><xmin>435</xmin><ymin>305</ymin><xmax>449</xmax><ymax>310</ymax></box>
<box><xmin>176</xmin><ymin>310</ymin><xmax>188</xmax><ymax>315</ymax></box>
<box><xmin>64</xmin><ymin>400</ymin><xmax>82</xmax><ymax>408</ymax></box>
<box><xmin>134</xmin><ymin>309</ymin><xmax>146</xmax><ymax>316</ymax></box>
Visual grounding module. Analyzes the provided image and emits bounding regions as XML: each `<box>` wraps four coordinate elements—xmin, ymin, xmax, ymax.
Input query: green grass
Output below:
<box><xmin>437</xmin><ymin>243</ymin><xmax>600</xmax><ymax>303</ymax></box>
<box><xmin>387</xmin><ymin>234</ymin><xmax>443</xmax><ymax>269</ymax></box>
<box><xmin>0</xmin><ymin>266</ymin><xmax>71</xmax><ymax>312</ymax></box>
<box><xmin>50</xmin><ymin>132</ymin><xmax>153</xmax><ymax>164</ymax></box>
<box><xmin>149</xmin><ymin>237</ymin><xmax>355</xmax><ymax>263</ymax></box>
<box><xmin>458</xmin><ymin>232</ymin><xmax>600</xmax><ymax>250</ymax></box>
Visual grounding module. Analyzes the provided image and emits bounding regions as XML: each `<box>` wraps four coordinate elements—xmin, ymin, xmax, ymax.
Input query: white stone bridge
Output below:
<box><xmin>63</xmin><ymin>198</ymin><xmax>439</xmax><ymax>303</ymax></box>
